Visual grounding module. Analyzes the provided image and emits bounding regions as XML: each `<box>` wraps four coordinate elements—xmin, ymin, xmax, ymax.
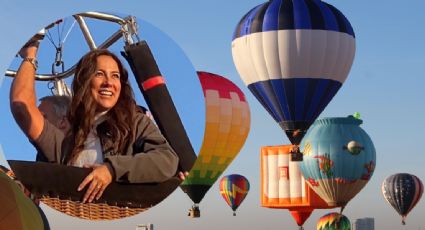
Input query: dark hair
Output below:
<box><xmin>67</xmin><ymin>49</ymin><xmax>137</xmax><ymax>164</ymax></box>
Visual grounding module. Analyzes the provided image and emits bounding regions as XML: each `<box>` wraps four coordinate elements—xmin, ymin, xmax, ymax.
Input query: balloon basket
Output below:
<box><xmin>188</xmin><ymin>206</ymin><xmax>200</xmax><ymax>218</ymax></box>
<box><xmin>290</xmin><ymin>152</ymin><xmax>303</xmax><ymax>161</ymax></box>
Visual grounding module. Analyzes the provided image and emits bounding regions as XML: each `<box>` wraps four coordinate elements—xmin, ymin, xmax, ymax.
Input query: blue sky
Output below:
<box><xmin>0</xmin><ymin>1</ymin><xmax>424</xmax><ymax>229</ymax></box>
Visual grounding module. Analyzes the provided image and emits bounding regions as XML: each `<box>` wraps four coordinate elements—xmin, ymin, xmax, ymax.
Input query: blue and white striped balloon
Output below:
<box><xmin>232</xmin><ymin>0</ymin><xmax>355</xmax><ymax>145</ymax></box>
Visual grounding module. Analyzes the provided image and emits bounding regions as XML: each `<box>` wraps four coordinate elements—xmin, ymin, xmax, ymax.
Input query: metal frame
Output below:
<box><xmin>5</xmin><ymin>12</ymin><xmax>139</xmax><ymax>81</ymax></box>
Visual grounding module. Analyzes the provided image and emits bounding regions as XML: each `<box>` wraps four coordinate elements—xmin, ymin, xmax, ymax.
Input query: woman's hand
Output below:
<box><xmin>77</xmin><ymin>164</ymin><xmax>112</xmax><ymax>203</ymax></box>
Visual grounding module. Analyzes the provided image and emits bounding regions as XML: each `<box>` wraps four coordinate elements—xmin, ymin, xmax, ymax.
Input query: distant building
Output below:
<box><xmin>352</xmin><ymin>218</ymin><xmax>374</xmax><ymax>230</ymax></box>
<box><xmin>136</xmin><ymin>223</ymin><xmax>154</xmax><ymax>230</ymax></box>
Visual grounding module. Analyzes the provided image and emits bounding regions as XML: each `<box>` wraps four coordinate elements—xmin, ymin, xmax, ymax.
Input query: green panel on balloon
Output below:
<box><xmin>181</xmin><ymin>155</ymin><xmax>233</xmax><ymax>185</ymax></box>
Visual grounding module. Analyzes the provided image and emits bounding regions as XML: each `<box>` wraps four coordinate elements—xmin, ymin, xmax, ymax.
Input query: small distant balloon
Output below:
<box><xmin>382</xmin><ymin>173</ymin><xmax>423</xmax><ymax>225</ymax></box>
<box><xmin>317</xmin><ymin>212</ymin><xmax>351</xmax><ymax>230</ymax></box>
<box><xmin>219</xmin><ymin>174</ymin><xmax>250</xmax><ymax>216</ymax></box>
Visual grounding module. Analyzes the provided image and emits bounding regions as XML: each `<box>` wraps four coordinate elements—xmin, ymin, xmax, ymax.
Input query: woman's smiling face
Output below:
<box><xmin>90</xmin><ymin>55</ymin><xmax>122</xmax><ymax>112</ymax></box>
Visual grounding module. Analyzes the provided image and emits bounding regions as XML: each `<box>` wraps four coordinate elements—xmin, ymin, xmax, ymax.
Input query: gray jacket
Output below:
<box><xmin>34</xmin><ymin>111</ymin><xmax>179</xmax><ymax>183</ymax></box>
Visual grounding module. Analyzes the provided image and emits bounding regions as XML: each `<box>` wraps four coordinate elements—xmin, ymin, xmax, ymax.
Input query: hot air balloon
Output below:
<box><xmin>317</xmin><ymin>212</ymin><xmax>351</xmax><ymax>230</ymax></box>
<box><xmin>382</xmin><ymin>173</ymin><xmax>423</xmax><ymax>225</ymax></box>
<box><xmin>232</xmin><ymin>0</ymin><xmax>356</xmax><ymax>160</ymax></box>
<box><xmin>261</xmin><ymin>145</ymin><xmax>334</xmax><ymax>229</ymax></box>
<box><xmin>220</xmin><ymin>174</ymin><xmax>250</xmax><ymax>216</ymax></box>
<box><xmin>299</xmin><ymin>116</ymin><xmax>376</xmax><ymax>210</ymax></box>
<box><xmin>0</xmin><ymin>170</ymin><xmax>49</xmax><ymax>230</ymax></box>
<box><xmin>180</xmin><ymin>71</ymin><xmax>251</xmax><ymax>217</ymax></box>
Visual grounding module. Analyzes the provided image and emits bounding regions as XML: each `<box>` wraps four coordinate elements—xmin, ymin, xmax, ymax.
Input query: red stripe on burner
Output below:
<box><xmin>142</xmin><ymin>76</ymin><xmax>165</xmax><ymax>91</ymax></box>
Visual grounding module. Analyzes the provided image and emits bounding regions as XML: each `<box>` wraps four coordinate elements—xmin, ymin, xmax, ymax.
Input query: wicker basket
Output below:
<box><xmin>40</xmin><ymin>196</ymin><xmax>147</xmax><ymax>220</ymax></box>
<box><xmin>9</xmin><ymin>160</ymin><xmax>181</xmax><ymax>220</ymax></box>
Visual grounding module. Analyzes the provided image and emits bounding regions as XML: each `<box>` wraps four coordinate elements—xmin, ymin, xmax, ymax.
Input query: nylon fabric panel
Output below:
<box><xmin>383</xmin><ymin>175</ymin><xmax>405</xmax><ymax>215</ymax></box>
<box><xmin>411</xmin><ymin>178</ymin><xmax>424</xmax><ymax>212</ymax></box>
<box><xmin>303</xmin><ymin>30</ymin><xmax>326</xmax><ymax>79</ymax></box>
<box><xmin>280</xmin><ymin>151</ymin><xmax>292</xmax><ymax>199</ymax></box>
<box><xmin>335</xmin><ymin>32</ymin><xmax>356</xmax><ymax>84</ymax></box>
<box><xmin>232</xmin><ymin>30</ymin><xmax>355</xmax><ymax>84</ymax></box>
<box><xmin>311</xmin><ymin>82</ymin><xmax>341</xmax><ymax>121</ymax></box>
<box><xmin>383</xmin><ymin>176</ymin><xmax>398</xmax><ymax>213</ymax></box>
<box><xmin>262</xmin><ymin>27</ymin><xmax>282</xmax><ymax>80</ymax></box>
<box><xmin>247</xmin><ymin>84</ymin><xmax>280</xmax><ymax>121</ymax></box>
<box><xmin>268</xmin><ymin>154</ymin><xmax>279</xmax><ymax>199</ymax></box>
<box><xmin>325</xmin><ymin>3</ymin><xmax>355</xmax><ymax>37</ymax></box>
<box><xmin>248</xmin><ymin>79</ymin><xmax>341</xmax><ymax>125</ymax></box>
<box><xmin>231</xmin><ymin>37</ymin><xmax>259</xmax><ymax>86</ymax></box>
<box><xmin>303</xmin><ymin>0</ymin><xmax>326</xmax><ymax>30</ymax></box>
<box><xmin>248</xmin><ymin>33</ymin><xmax>269</xmax><ymax>82</ymax></box>
<box><xmin>305</xmin><ymin>80</ymin><xmax>331</xmax><ymax>121</ymax></box>
<box><xmin>314</xmin><ymin>0</ymin><xmax>338</xmax><ymax>31</ymax></box>
<box><xmin>233</xmin><ymin>7</ymin><xmax>255</xmax><ymax>39</ymax></box>
<box><xmin>292</xmin><ymin>0</ymin><xmax>311</xmax><ymax>29</ymax></box>
<box><xmin>251</xmin><ymin>3</ymin><xmax>270</xmax><ymax>34</ymax></box>
<box><xmin>277</xmin><ymin>30</ymin><xmax>296</xmax><ymax>80</ymax></box>
<box><xmin>234</xmin><ymin>4</ymin><xmax>265</xmax><ymax>39</ymax></box>
<box><xmin>263</xmin><ymin>0</ymin><xmax>282</xmax><ymax>31</ymax></box>
<box><xmin>233</xmin><ymin>0</ymin><xmax>355</xmax><ymax>38</ymax></box>
<box><xmin>248</xmin><ymin>82</ymin><xmax>285</xmax><ymax>122</ymax></box>
<box><xmin>269</xmin><ymin>79</ymin><xmax>291</xmax><ymax>120</ymax></box>
<box><xmin>408</xmin><ymin>177</ymin><xmax>419</xmax><ymax>214</ymax></box>
<box><xmin>290</xmin><ymin>210</ymin><xmax>313</xmax><ymax>226</ymax></box>
<box><xmin>278</xmin><ymin>0</ymin><xmax>295</xmax><ymax>30</ymax></box>
<box><xmin>294</xmin><ymin>30</ymin><xmax>313</xmax><ymax>78</ymax></box>
<box><xmin>289</xmin><ymin>159</ymin><xmax>303</xmax><ymax>199</ymax></box>
<box><xmin>220</xmin><ymin>177</ymin><xmax>234</xmax><ymax>208</ymax></box>
<box><xmin>294</xmin><ymin>79</ymin><xmax>308</xmax><ymax>120</ymax></box>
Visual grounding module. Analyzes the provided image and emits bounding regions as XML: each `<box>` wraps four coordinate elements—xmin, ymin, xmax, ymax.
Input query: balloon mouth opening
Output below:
<box><xmin>326</xmin><ymin>202</ymin><xmax>347</xmax><ymax>208</ymax></box>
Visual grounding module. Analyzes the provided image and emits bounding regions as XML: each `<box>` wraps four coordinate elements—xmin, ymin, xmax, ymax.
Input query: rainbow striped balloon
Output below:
<box><xmin>220</xmin><ymin>174</ymin><xmax>250</xmax><ymax>216</ymax></box>
<box><xmin>181</xmin><ymin>72</ymin><xmax>250</xmax><ymax>208</ymax></box>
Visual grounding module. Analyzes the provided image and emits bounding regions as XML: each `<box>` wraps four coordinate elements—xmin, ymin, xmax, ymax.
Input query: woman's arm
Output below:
<box><xmin>10</xmin><ymin>44</ymin><xmax>45</xmax><ymax>141</ymax></box>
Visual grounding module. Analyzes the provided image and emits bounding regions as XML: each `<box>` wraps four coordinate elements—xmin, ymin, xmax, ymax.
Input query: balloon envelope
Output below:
<box><xmin>317</xmin><ymin>212</ymin><xmax>351</xmax><ymax>230</ymax></box>
<box><xmin>300</xmin><ymin>116</ymin><xmax>376</xmax><ymax>208</ymax></box>
<box><xmin>232</xmin><ymin>0</ymin><xmax>356</xmax><ymax>145</ymax></box>
<box><xmin>382</xmin><ymin>173</ymin><xmax>423</xmax><ymax>225</ymax></box>
<box><xmin>220</xmin><ymin>174</ymin><xmax>250</xmax><ymax>215</ymax></box>
<box><xmin>181</xmin><ymin>72</ymin><xmax>250</xmax><ymax>204</ymax></box>
<box><xmin>0</xmin><ymin>171</ymin><xmax>49</xmax><ymax>230</ymax></box>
